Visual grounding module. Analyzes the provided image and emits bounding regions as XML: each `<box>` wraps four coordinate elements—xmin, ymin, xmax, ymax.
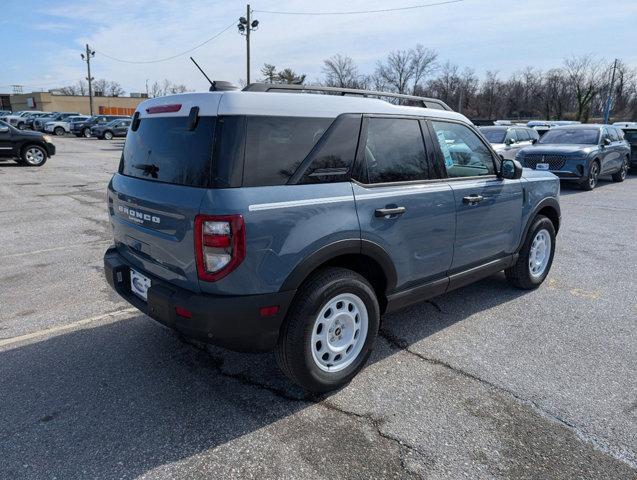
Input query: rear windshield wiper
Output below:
<box><xmin>132</xmin><ymin>163</ymin><xmax>160</xmax><ymax>178</ymax></box>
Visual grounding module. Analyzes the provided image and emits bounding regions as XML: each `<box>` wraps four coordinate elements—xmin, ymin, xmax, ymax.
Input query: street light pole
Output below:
<box><xmin>238</xmin><ymin>5</ymin><xmax>259</xmax><ymax>86</ymax></box>
<box><xmin>81</xmin><ymin>44</ymin><xmax>96</xmax><ymax>115</ymax></box>
<box><xmin>604</xmin><ymin>58</ymin><xmax>618</xmax><ymax>125</ymax></box>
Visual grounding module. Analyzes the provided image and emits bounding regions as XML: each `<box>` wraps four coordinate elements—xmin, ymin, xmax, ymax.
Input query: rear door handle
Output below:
<box><xmin>462</xmin><ymin>194</ymin><xmax>484</xmax><ymax>205</ymax></box>
<box><xmin>374</xmin><ymin>206</ymin><xmax>406</xmax><ymax>218</ymax></box>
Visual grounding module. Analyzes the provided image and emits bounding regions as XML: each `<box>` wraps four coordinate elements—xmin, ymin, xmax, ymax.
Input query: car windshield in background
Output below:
<box><xmin>539</xmin><ymin>128</ymin><xmax>599</xmax><ymax>145</ymax></box>
<box><xmin>622</xmin><ymin>130</ymin><xmax>637</xmax><ymax>143</ymax></box>
<box><xmin>481</xmin><ymin>129</ymin><xmax>506</xmax><ymax>143</ymax></box>
<box><xmin>121</xmin><ymin>116</ymin><xmax>215</xmax><ymax>187</ymax></box>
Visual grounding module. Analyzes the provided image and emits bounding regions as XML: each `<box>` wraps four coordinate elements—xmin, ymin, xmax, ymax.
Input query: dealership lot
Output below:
<box><xmin>0</xmin><ymin>137</ymin><xmax>635</xmax><ymax>478</ymax></box>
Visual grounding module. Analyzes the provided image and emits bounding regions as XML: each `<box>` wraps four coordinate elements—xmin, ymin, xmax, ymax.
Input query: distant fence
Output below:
<box><xmin>98</xmin><ymin>106</ymin><xmax>136</xmax><ymax>116</ymax></box>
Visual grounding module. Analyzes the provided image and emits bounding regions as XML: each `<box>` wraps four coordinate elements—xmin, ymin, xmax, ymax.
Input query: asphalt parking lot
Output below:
<box><xmin>0</xmin><ymin>136</ymin><xmax>636</xmax><ymax>479</ymax></box>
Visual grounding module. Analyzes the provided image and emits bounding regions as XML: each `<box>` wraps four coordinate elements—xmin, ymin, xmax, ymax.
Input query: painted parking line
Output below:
<box><xmin>0</xmin><ymin>308</ymin><xmax>139</xmax><ymax>349</ymax></box>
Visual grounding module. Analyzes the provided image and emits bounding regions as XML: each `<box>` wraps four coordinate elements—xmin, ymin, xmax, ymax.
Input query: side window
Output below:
<box><xmin>516</xmin><ymin>129</ymin><xmax>530</xmax><ymax>141</ymax></box>
<box><xmin>430</xmin><ymin>121</ymin><xmax>496</xmax><ymax>178</ymax></box>
<box><xmin>243</xmin><ymin>116</ymin><xmax>333</xmax><ymax>187</ymax></box>
<box><xmin>505</xmin><ymin>129</ymin><xmax>517</xmax><ymax>142</ymax></box>
<box><xmin>300</xmin><ymin>115</ymin><xmax>360</xmax><ymax>184</ymax></box>
<box><xmin>609</xmin><ymin>128</ymin><xmax>620</xmax><ymax>142</ymax></box>
<box><xmin>363</xmin><ymin>117</ymin><xmax>430</xmax><ymax>183</ymax></box>
<box><xmin>529</xmin><ymin>128</ymin><xmax>540</xmax><ymax>141</ymax></box>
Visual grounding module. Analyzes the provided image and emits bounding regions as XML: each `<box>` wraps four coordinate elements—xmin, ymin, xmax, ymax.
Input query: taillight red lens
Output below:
<box><xmin>194</xmin><ymin>214</ymin><xmax>245</xmax><ymax>282</ymax></box>
<box><xmin>146</xmin><ymin>104</ymin><xmax>182</xmax><ymax>114</ymax></box>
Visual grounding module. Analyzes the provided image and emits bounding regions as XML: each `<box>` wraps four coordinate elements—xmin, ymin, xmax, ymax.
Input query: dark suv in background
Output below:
<box><xmin>615</xmin><ymin>122</ymin><xmax>637</xmax><ymax>170</ymax></box>
<box><xmin>71</xmin><ymin>115</ymin><xmax>130</xmax><ymax>138</ymax></box>
<box><xmin>516</xmin><ymin>124</ymin><xmax>630</xmax><ymax>190</ymax></box>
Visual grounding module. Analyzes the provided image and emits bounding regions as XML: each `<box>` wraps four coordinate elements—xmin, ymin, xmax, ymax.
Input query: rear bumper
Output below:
<box><xmin>104</xmin><ymin>247</ymin><xmax>295</xmax><ymax>352</ymax></box>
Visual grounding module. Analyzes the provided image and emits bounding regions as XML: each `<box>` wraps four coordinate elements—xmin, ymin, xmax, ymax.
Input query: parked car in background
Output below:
<box><xmin>90</xmin><ymin>118</ymin><xmax>132</xmax><ymax>139</ymax></box>
<box><xmin>33</xmin><ymin>112</ymin><xmax>79</xmax><ymax>131</ymax></box>
<box><xmin>516</xmin><ymin>124</ymin><xmax>630</xmax><ymax>190</ymax></box>
<box><xmin>1</xmin><ymin>111</ymin><xmax>45</xmax><ymax>130</ymax></box>
<box><xmin>479</xmin><ymin>125</ymin><xmax>539</xmax><ymax>160</ymax></box>
<box><xmin>44</xmin><ymin>115</ymin><xmax>90</xmax><ymax>136</ymax></box>
<box><xmin>25</xmin><ymin>112</ymin><xmax>56</xmax><ymax>130</ymax></box>
<box><xmin>0</xmin><ymin>120</ymin><xmax>55</xmax><ymax>166</ymax></box>
<box><xmin>71</xmin><ymin>115</ymin><xmax>130</xmax><ymax>138</ymax></box>
<box><xmin>104</xmin><ymin>88</ymin><xmax>561</xmax><ymax>392</ymax></box>
<box><xmin>0</xmin><ymin>110</ymin><xmax>11</xmax><ymax>116</ymax></box>
<box><xmin>616</xmin><ymin>123</ymin><xmax>637</xmax><ymax>169</ymax></box>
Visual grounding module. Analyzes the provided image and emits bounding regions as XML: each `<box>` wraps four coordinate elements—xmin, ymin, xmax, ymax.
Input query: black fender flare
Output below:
<box><xmin>280</xmin><ymin>239</ymin><xmax>397</xmax><ymax>293</ymax></box>
<box><xmin>517</xmin><ymin>197</ymin><xmax>561</xmax><ymax>252</ymax></box>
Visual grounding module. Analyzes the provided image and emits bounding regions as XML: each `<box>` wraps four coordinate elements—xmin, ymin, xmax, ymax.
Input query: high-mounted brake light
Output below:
<box><xmin>146</xmin><ymin>104</ymin><xmax>182</xmax><ymax>114</ymax></box>
<box><xmin>195</xmin><ymin>214</ymin><xmax>246</xmax><ymax>282</ymax></box>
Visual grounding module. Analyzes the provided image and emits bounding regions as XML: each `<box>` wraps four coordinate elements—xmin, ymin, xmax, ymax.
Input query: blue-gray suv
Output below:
<box><xmin>104</xmin><ymin>85</ymin><xmax>561</xmax><ymax>392</ymax></box>
<box><xmin>516</xmin><ymin>124</ymin><xmax>631</xmax><ymax>190</ymax></box>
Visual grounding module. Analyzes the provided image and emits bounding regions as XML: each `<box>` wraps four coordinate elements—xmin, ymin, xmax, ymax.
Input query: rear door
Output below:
<box><xmin>109</xmin><ymin>105</ymin><xmax>218</xmax><ymax>293</ymax></box>
<box><xmin>352</xmin><ymin>116</ymin><xmax>455</xmax><ymax>291</ymax></box>
<box><xmin>428</xmin><ymin>119</ymin><xmax>523</xmax><ymax>272</ymax></box>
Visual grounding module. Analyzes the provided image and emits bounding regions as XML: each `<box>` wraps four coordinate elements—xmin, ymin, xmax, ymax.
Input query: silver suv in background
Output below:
<box><xmin>44</xmin><ymin>115</ymin><xmax>90</xmax><ymax>136</ymax></box>
<box><xmin>479</xmin><ymin>125</ymin><xmax>540</xmax><ymax>160</ymax></box>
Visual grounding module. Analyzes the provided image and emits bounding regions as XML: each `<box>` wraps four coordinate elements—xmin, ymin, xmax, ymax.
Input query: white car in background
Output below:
<box><xmin>44</xmin><ymin>115</ymin><xmax>90</xmax><ymax>136</ymax></box>
<box><xmin>0</xmin><ymin>111</ymin><xmax>45</xmax><ymax>130</ymax></box>
<box><xmin>479</xmin><ymin>125</ymin><xmax>540</xmax><ymax>160</ymax></box>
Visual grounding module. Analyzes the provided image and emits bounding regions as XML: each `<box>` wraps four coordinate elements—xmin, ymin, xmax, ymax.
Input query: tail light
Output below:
<box><xmin>194</xmin><ymin>214</ymin><xmax>245</xmax><ymax>282</ymax></box>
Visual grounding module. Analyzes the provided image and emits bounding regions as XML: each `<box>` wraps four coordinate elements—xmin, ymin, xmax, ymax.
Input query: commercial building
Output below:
<box><xmin>8</xmin><ymin>92</ymin><xmax>147</xmax><ymax>115</ymax></box>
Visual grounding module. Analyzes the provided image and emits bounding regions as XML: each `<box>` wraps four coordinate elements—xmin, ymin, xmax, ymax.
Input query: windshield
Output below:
<box><xmin>121</xmin><ymin>116</ymin><xmax>215</xmax><ymax>187</ymax></box>
<box><xmin>622</xmin><ymin>130</ymin><xmax>637</xmax><ymax>143</ymax></box>
<box><xmin>480</xmin><ymin>129</ymin><xmax>506</xmax><ymax>143</ymax></box>
<box><xmin>539</xmin><ymin>128</ymin><xmax>599</xmax><ymax>145</ymax></box>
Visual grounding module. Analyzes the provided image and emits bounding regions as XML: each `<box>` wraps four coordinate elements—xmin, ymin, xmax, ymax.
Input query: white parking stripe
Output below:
<box><xmin>0</xmin><ymin>308</ymin><xmax>139</xmax><ymax>349</ymax></box>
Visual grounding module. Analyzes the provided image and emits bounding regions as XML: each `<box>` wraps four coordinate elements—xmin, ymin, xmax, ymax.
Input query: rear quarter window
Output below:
<box><xmin>120</xmin><ymin>116</ymin><xmax>215</xmax><ymax>187</ymax></box>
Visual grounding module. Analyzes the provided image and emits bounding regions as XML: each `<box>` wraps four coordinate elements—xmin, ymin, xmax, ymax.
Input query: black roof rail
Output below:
<box><xmin>242</xmin><ymin>83</ymin><xmax>453</xmax><ymax>111</ymax></box>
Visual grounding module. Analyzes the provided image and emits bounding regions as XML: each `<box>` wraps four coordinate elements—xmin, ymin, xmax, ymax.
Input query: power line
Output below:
<box><xmin>254</xmin><ymin>0</ymin><xmax>464</xmax><ymax>16</ymax></box>
<box><xmin>94</xmin><ymin>22</ymin><xmax>236</xmax><ymax>64</ymax></box>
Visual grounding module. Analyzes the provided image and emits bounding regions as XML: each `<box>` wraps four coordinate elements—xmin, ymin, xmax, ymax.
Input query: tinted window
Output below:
<box><xmin>529</xmin><ymin>128</ymin><xmax>540</xmax><ymax>141</ymax></box>
<box><xmin>480</xmin><ymin>128</ymin><xmax>506</xmax><ymax>143</ymax></box>
<box><xmin>431</xmin><ymin>121</ymin><xmax>495</xmax><ymax>178</ymax></box>
<box><xmin>212</xmin><ymin>116</ymin><xmax>246</xmax><ymax>188</ymax></box>
<box><xmin>505</xmin><ymin>129</ymin><xmax>517</xmax><ymax>142</ymax></box>
<box><xmin>121</xmin><ymin>116</ymin><xmax>215</xmax><ymax>187</ymax></box>
<box><xmin>300</xmin><ymin>115</ymin><xmax>360</xmax><ymax>184</ymax></box>
<box><xmin>516</xmin><ymin>129</ymin><xmax>530</xmax><ymax>141</ymax></box>
<box><xmin>243</xmin><ymin>116</ymin><xmax>333</xmax><ymax>187</ymax></box>
<box><xmin>363</xmin><ymin>117</ymin><xmax>429</xmax><ymax>183</ymax></box>
<box><xmin>539</xmin><ymin>128</ymin><xmax>599</xmax><ymax>145</ymax></box>
<box><xmin>623</xmin><ymin>129</ymin><xmax>637</xmax><ymax>143</ymax></box>
<box><xmin>608</xmin><ymin>128</ymin><xmax>620</xmax><ymax>142</ymax></box>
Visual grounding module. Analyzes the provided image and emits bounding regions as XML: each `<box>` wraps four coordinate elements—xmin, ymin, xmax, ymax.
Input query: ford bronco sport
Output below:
<box><xmin>104</xmin><ymin>84</ymin><xmax>561</xmax><ymax>392</ymax></box>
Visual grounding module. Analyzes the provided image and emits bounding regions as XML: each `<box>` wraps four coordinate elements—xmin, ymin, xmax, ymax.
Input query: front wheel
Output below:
<box><xmin>580</xmin><ymin>161</ymin><xmax>600</xmax><ymax>190</ymax></box>
<box><xmin>83</xmin><ymin>128</ymin><xmax>91</xmax><ymax>138</ymax></box>
<box><xmin>275</xmin><ymin>267</ymin><xmax>380</xmax><ymax>392</ymax></box>
<box><xmin>54</xmin><ymin>126</ymin><xmax>65</xmax><ymax>136</ymax></box>
<box><xmin>506</xmin><ymin>215</ymin><xmax>556</xmax><ymax>289</ymax></box>
<box><xmin>611</xmin><ymin>157</ymin><xmax>629</xmax><ymax>182</ymax></box>
<box><xmin>103</xmin><ymin>131</ymin><xmax>114</xmax><ymax>140</ymax></box>
<box><xmin>21</xmin><ymin>145</ymin><xmax>48</xmax><ymax>167</ymax></box>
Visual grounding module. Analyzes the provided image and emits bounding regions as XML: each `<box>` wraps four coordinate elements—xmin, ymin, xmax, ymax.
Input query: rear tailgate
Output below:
<box><xmin>108</xmin><ymin>94</ymin><xmax>221</xmax><ymax>293</ymax></box>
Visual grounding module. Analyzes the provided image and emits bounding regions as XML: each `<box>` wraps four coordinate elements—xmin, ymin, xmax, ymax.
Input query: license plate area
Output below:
<box><xmin>536</xmin><ymin>163</ymin><xmax>549</xmax><ymax>170</ymax></box>
<box><xmin>130</xmin><ymin>269</ymin><xmax>151</xmax><ymax>301</ymax></box>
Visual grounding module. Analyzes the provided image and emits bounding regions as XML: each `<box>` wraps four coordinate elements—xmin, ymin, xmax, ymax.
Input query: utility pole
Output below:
<box><xmin>81</xmin><ymin>44</ymin><xmax>96</xmax><ymax>115</ymax></box>
<box><xmin>604</xmin><ymin>58</ymin><xmax>618</xmax><ymax>125</ymax></box>
<box><xmin>237</xmin><ymin>5</ymin><xmax>259</xmax><ymax>85</ymax></box>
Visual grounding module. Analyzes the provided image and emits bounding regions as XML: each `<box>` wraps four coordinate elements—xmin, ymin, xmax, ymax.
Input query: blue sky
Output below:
<box><xmin>2</xmin><ymin>0</ymin><xmax>636</xmax><ymax>94</ymax></box>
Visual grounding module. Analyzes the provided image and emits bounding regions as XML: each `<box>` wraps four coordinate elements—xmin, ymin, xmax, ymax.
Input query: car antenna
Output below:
<box><xmin>190</xmin><ymin>56</ymin><xmax>215</xmax><ymax>91</ymax></box>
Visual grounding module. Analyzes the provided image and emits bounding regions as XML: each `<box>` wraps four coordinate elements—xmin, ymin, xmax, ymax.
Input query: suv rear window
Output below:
<box><xmin>120</xmin><ymin>116</ymin><xmax>215</xmax><ymax>187</ymax></box>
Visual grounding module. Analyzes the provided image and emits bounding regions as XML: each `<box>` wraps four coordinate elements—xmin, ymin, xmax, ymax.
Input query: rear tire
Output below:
<box><xmin>275</xmin><ymin>267</ymin><xmax>380</xmax><ymax>392</ymax></box>
<box><xmin>83</xmin><ymin>128</ymin><xmax>91</xmax><ymax>138</ymax></box>
<box><xmin>103</xmin><ymin>131</ymin><xmax>113</xmax><ymax>140</ymax></box>
<box><xmin>54</xmin><ymin>126</ymin><xmax>65</xmax><ymax>136</ymax></box>
<box><xmin>506</xmin><ymin>215</ymin><xmax>556</xmax><ymax>289</ymax></box>
<box><xmin>580</xmin><ymin>160</ymin><xmax>599</xmax><ymax>191</ymax></box>
<box><xmin>611</xmin><ymin>157</ymin><xmax>629</xmax><ymax>182</ymax></box>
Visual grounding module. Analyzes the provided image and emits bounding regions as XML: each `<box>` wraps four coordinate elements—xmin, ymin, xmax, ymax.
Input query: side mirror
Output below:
<box><xmin>505</xmin><ymin>138</ymin><xmax>515</xmax><ymax>146</ymax></box>
<box><xmin>500</xmin><ymin>159</ymin><xmax>523</xmax><ymax>180</ymax></box>
<box><xmin>602</xmin><ymin>137</ymin><xmax>611</xmax><ymax>146</ymax></box>
<box><xmin>0</xmin><ymin>126</ymin><xmax>9</xmax><ymax>133</ymax></box>
<box><xmin>531</xmin><ymin>138</ymin><xmax>538</xmax><ymax>145</ymax></box>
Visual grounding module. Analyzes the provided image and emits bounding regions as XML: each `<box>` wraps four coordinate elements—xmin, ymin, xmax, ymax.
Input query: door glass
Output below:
<box><xmin>505</xmin><ymin>129</ymin><xmax>517</xmax><ymax>142</ymax></box>
<box><xmin>431</xmin><ymin>121</ymin><xmax>496</xmax><ymax>178</ymax></box>
<box><xmin>516</xmin><ymin>129</ymin><xmax>530</xmax><ymax>141</ymax></box>
<box><xmin>363</xmin><ymin>118</ymin><xmax>430</xmax><ymax>183</ymax></box>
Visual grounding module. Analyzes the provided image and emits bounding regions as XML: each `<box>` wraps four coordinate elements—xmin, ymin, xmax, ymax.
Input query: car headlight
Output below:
<box><xmin>43</xmin><ymin>135</ymin><xmax>53</xmax><ymax>143</ymax></box>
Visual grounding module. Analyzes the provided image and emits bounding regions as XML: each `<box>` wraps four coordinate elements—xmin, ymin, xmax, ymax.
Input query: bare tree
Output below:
<box><xmin>410</xmin><ymin>45</ymin><xmax>437</xmax><ymax>94</ymax></box>
<box><xmin>57</xmin><ymin>80</ymin><xmax>88</xmax><ymax>96</ymax></box>
<box><xmin>322</xmin><ymin>54</ymin><xmax>364</xmax><ymax>88</ymax></box>
<box><xmin>563</xmin><ymin>55</ymin><xmax>604</xmax><ymax>122</ymax></box>
<box><xmin>148</xmin><ymin>79</ymin><xmax>189</xmax><ymax>98</ymax></box>
<box><xmin>375</xmin><ymin>48</ymin><xmax>415</xmax><ymax>94</ymax></box>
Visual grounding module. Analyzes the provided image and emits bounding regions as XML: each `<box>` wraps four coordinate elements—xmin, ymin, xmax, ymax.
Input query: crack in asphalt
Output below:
<box><xmin>377</xmin><ymin>328</ymin><xmax>637</xmax><ymax>470</ymax></box>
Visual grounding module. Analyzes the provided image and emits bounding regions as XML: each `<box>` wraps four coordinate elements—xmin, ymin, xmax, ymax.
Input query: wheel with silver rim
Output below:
<box><xmin>311</xmin><ymin>293</ymin><xmax>369</xmax><ymax>373</ymax></box>
<box><xmin>582</xmin><ymin>161</ymin><xmax>599</xmax><ymax>190</ymax></box>
<box><xmin>528</xmin><ymin>229</ymin><xmax>551</xmax><ymax>279</ymax></box>
<box><xmin>275</xmin><ymin>267</ymin><xmax>380</xmax><ymax>392</ymax></box>
<box><xmin>103</xmin><ymin>131</ymin><xmax>114</xmax><ymax>140</ymax></box>
<box><xmin>54</xmin><ymin>126</ymin><xmax>65</xmax><ymax>136</ymax></box>
<box><xmin>612</xmin><ymin>157</ymin><xmax>628</xmax><ymax>182</ymax></box>
<box><xmin>21</xmin><ymin>145</ymin><xmax>47</xmax><ymax>167</ymax></box>
<box><xmin>506</xmin><ymin>214</ymin><xmax>556</xmax><ymax>290</ymax></box>
<box><xmin>83</xmin><ymin>128</ymin><xmax>91</xmax><ymax>138</ymax></box>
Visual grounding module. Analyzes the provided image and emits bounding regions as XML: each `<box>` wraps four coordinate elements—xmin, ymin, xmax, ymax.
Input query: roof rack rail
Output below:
<box><xmin>243</xmin><ymin>83</ymin><xmax>453</xmax><ymax>111</ymax></box>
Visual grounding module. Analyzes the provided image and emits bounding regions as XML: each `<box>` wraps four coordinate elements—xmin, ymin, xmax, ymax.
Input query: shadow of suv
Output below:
<box><xmin>104</xmin><ymin>86</ymin><xmax>561</xmax><ymax>392</ymax></box>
